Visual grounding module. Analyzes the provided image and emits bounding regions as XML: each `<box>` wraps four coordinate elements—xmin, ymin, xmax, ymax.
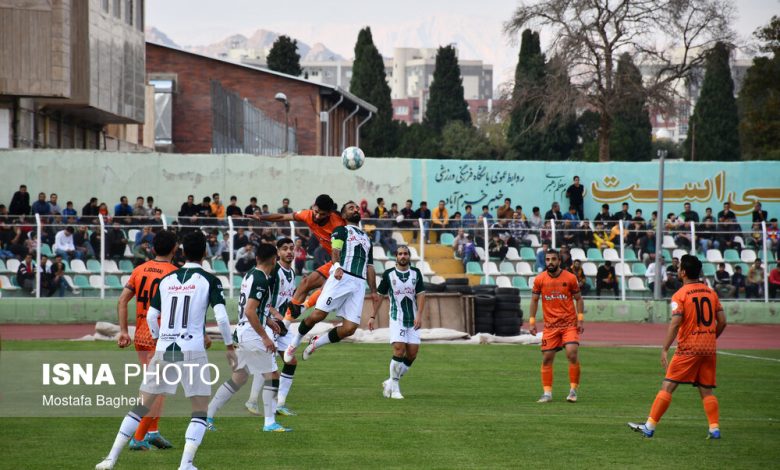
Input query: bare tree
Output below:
<box><xmin>505</xmin><ymin>0</ymin><xmax>736</xmax><ymax>161</ymax></box>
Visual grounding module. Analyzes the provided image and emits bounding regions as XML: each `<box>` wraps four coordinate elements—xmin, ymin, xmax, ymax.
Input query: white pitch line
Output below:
<box><xmin>718</xmin><ymin>351</ymin><xmax>780</xmax><ymax>363</ymax></box>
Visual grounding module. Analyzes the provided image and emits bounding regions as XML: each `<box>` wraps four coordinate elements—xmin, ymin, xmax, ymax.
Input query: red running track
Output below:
<box><xmin>1</xmin><ymin>322</ymin><xmax>779</xmax><ymax>349</ymax></box>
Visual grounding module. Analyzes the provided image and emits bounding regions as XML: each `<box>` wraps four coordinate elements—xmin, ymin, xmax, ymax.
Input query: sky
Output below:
<box><xmin>147</xmin><ymin>0</ymin><xmax>779</xmax><ymax>86</ymax></box>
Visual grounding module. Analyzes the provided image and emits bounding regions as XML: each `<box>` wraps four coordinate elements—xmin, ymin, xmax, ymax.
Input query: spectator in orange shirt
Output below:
<box><xmin>431</xmin><ymin>200</ymin><xmax>450</xmax><ymax>241</ymax></box>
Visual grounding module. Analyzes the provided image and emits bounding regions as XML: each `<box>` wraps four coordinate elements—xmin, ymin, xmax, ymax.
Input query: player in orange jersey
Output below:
<box><xmin>629</xmin><ymin>254</ymin><xmax>727</xmax><ymax>439</ymax></box>
<box><xmin>249</xmin><ymin>194</ymin><xmax>345</xmax><ymax>317</ymax></box>
<box><xmin>117</xmin><ymin>230</ymin><xmax>179</xmax><ymax>450</ymax></box>
<box><xmin>528</xmin><ymin>248</ymin><xmax>585</xmax><ymax>403</ymax></box>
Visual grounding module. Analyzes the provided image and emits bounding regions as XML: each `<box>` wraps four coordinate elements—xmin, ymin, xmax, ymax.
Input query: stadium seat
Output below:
<box><xmin>582</xmin><ymin>262</ymin><xmax>598</xmax><ymax>277</ymax></box>
<box><xmin>105</xmin><ymin>275</ymin><xmax>123</xmax><ymax>289</ymax></box>
<box><xmin>724</xmin><ymin>263</ymin><xmax>734</xmax><ymax>275</ymax></box>
<box><xmin>515</xmin><ymin>261</ymin><xmax>534</xmax><ymax>276</ymax></box>
<box><xmin>233</xmin><ymin>275</ymin><xmax>243</xmax><ymax>289</ymax></box>
<box><xmin>120</xmin><ymin>275</ymin><xmax>131</xmax><ymax>286</ymax></box>
<box><xmin>385</xmin><ymin>260</ymin><xmax>396</xmax><ymax>270</ymax></box>
<box><xmin>623</xmin><ymin>248</ymin><xmax>638</xmax><ymax>261</ymax></box>
<box><xmin>528</xmin><ymin>275</ymin><xmax>536</xmax><ymax>287</ymax></box>
<box><xmin>526</xmin><ymin>234</ymin><xmax>541</xmax><ymax>248</ymax></box>
<box><xmin>570</xmin><ymin>247</ymin><xmax>587</xmax><ymax>262</ymax></box>
<box><xmin>740</xmin><ymin>249</ymin><xmax>757</xmax><ymax>263</ymax></box>
<box><xmin>73</xmin><ymin>275</ymin><xmax>91</xmax><ymax>290</ymax></box>
<box><xmin>466</xmin><ymin>262</ymin><xmax>483</xmax><ymax>275</ymax></box>
<box><xmin>520</xmin><ymin>247</ymin><xmax>536</xmax><ymax>261</ymax></box>
<box><xmin>733</xmin><ymin>235</ymin><xmax>746</xmax><ymax>249</ymax></box>
<box><xmin>213</xmin><ymin>259</ymin><xmax>228</xmax><ymax>274</ymax></box>
<box><xmin>587</xmin><ymin>248</ymin><xmax>604</xmax><ymax>262</ymax></box>
<box><xmin>439</xmin><ymin>233</ymin><xmax>455</xmax><ymax>246</ymax></box>
<box><xmin>373</xmin><ymin>262</ymin><xmax>385</xmax><ymax>275</ymax></box>
<box><xmin>86</xmin><ymin>259</ymin><xmax>101</xmax><ymax>273</ymax></box>
<box><xmin>702</xmin><ymin>263</ymin><xmax>716</xmax><ymax>277</ymax></box>
<box><xmin>391</xmin><ymin>232</ymin><xmax>406</xmax><ymax>245</ymax></box>
<box><xmin>201</xmin><ymin>260</ymin><xmax>214</xmax><ymax>273</ymax></box>
<box><xmin>119</xmin><ymin>259</ymin><xmax>134</xmax><ymax>273</ymax></box>
<box><xmin>512</xmin><ymin>276</ymin><xmax>530</xmax><ymax>290</ymax></box>
<box><xmin>631</xmin><ymin>262</ymin><xmax>646</xmax><ymax>276</ymax></box>
<box><xmin>615</xmin><ymin>262</ymin><xmax>632</xmax><ymax>276</ymax></box>
<box><xmin>672</xmin><ymin>248</ymin><xmax>688</xmax><ymax>261</ymax></box>
<box><xmin>430</xmin><ymin>275</ymin><xmax>446</xmax><ymax>284</ymax></box>
<box><xmin>662</xmin><ymin>235</ymin><xmax>677</xmax><ymax>250</ymax></box>
<box><xmin>499</xmin><ymin>262</ymin><xmax>515</xmax><ymax>274</ymax></box>
<box><xmin>603</xmin><ymin>248</ymin><xmax>620</xmax><ymax>262</ymax></box>
<box><xmin>40</xmin><ymin>244</ymin><xmax>54</xmax><ymax>258</ymax></box>
<box><xmin>480</xmin><ymin>276</ymin><xmax>496</xmax><ymax>285</ymax></box>
<box><xmin>103</xmin><ymin>260</ymin><xmax>121</xmax><ymax>274</ymax></box>
<box><xmin>706</xmin><ymin>249</ymin><xmax>725</xmax><ymax>263</ymax></box>
<box><xmin>217</xmin><ymin>276</ymin><xmax>230</xmax><ymax>289</ymax></box>
<box><xmin>0</xmin><ymin>260</ymin><xmax>6</xmax><ymax>273</ymax></box>
<box><xmin>723</xmin><ymin>249</ymin><xmax>740</xmax><ymax>263</ymax></box>
<box><xmin>696</xmin><ymin>253</ymin><xmax>707</xmax><ymax>262</ymax></box>
<box><xmin>372</xmin><ymin>246</ymin><xmax>388</xmax><ymax>261</ymax></box>
<box><xmin>505</xmin><ymin>247</ymin><xmax>521</xmax><ymax>261</ymax></box>
<box><xmin>737</xmin><ymin>263</ymin><xmax>749</xmax><ymax>273</ymax></box>
<box><xmin>6</xmin><ymin>259</ymin><xmax>19</xmax><ymax>273</ymax></box>
<box><xmin>475</xmin><ymin>247</ymin><xmax>486</xmax><ymax>261</ymax></box>
<box><xmin>628</xmin><ymin>277</ymin><xmax>647</xmax><ymax>292</ymax></box>
<box><xmin>484</xmin><ymin>262</ymin><xmax>500</xmax><ymax>275</ymax></box>
<box><xmin>89</xmin><ymin>275</ymin><xmax>108</xmax><ymax>289</ymax></box>
<box><xmin>124</xmin><ymin>245</ymin><xmax>133</xmax><ymax>258</ymax></box>
<box><xmin>496</xmin><ymin>276</ymin><xmax>512</xmax><ymax>288</ymax></box>
<box><xmin>68</xmin><ymin>259</ymin><xmax>87</xmax><ymax>274</ymax></box>
<box><xmin>407</xmin><ymin>246</ymin><xmax>421</xmax><ymax>261</ymax></box>
<box><xmin>418</xmin><ymin>261</ymin><xmax>435</xmax><ymax>276</ymax></box>
<box><xmin>662</xmin><ymin>249</ymin><xmax>673</xmax><ymax>261</ymax></box>
<box><xmin>0</xmin><ymin>275</ymin><xmax>20</xmax><ymax>291</ymax></box>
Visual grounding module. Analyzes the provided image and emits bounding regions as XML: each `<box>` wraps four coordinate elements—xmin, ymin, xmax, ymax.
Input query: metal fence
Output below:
<box><xmin>210</xmin><ymin>80</ymin><xmax>297</xmax><ymax>156</ymax></box>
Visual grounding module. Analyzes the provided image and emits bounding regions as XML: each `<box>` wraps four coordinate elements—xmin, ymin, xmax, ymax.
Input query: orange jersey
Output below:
<box><xmin>670</xmin><ymin>282</ymin><xmax>723</xmax><ymax>356</ymax></box>
<box><xmin>294</xmin><ymin>209</ymin><xmax>346</xmax><ymax>254</ymax></box>
<box><xmin>533</xmin><ymin>270</ymin><xmax>580</xmax><ymax>329</ymax></box>
<box><xmin>125</xmin><ymin>259</ymin><xmax>178</xmax><ymax>349</ymax></box>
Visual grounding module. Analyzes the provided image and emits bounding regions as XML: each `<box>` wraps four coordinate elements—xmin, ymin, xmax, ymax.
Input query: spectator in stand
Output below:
<box><xmin>32</xmin><ymin>192</ymin><xmax>51</xmax><ymax>216</ymax></box>
<box><xmin>488</xmin><ymin>233</ymin><xmax>508</xmax><ymax>261</ymax></box>
<box><xmin>0</xmin><ymin>220</ymin><xmax>21</xmax><ymax>258</ymax></box>
<box><xmin>114</xmin><ymin>196</ymin><xmax>132</xmax><ymax>218</ymax></box>
<box><xmin>388</xmin><ymin>202</ymin><xmax>399</xmax><ymax>221</ymax></box>
<box><xmin>54</xmin><ymin>226</ymin><xmax>81</xmax><ymax>261</ymax></box>
<box><xmin>593</xmin><ymin>221</ymin><xmax>616</xmax><ymax>249</ymax></box>
<box><xmin>235</xmin><ymin>244</ymin><xmax>256</xmax><ymax>274</ymax></box>
<box><xmin>106</xmin><ymin>222</ymin><xmax>127</xmax><ymax>259</ymax></box>
<box><xmin>579</xmin><ymin>220</ymin><xmax>594</xmax><ymax>250</ymax></box>
<box><xmin>10</xmin><ymin>184</ymin><xmax>31</xmax><ymax>215</ymax></box>
<box><xmin>625</xmin><ymin>218</ymin><xmax>644</xmax><ymax>252</ymax></box>
<box><xmin>528</xmin><ymin>206</ymin><xmax>543</xmax><ymax>232</ymax></box>
<box><xmin>497</xmin><ymin>198</ymin><xmax>514</xmax><ymax>221</ymax></box>
<box><xmin>539</xmin><ymin>220</ymin><xmax>552</xmax><ymax>246</ymax></box>
<box><xmin>210</xmin><ymin>193</ymin><xmax>225</xmax><ymax>223</ymax></box>
<box><xmin>205</xmin><ymin>231</ymin><xmax>226</xmax><ymax>262</ymax></box>
<box><xmin>717</xmin><ymin>202</ymin><xmax>737</xmax><ymax>223</ymax></box>
<box><xmin>561</xmin><ymin>220</ymin><xmax>578</xmax><ymax>248</ymax></box>
<box><xmin>244</xmin><ymin>197</ymin><xmax>260</xmax><ymax>217</ymax></box>
<box><xmin>569</xmin><ymin>258</ymin><xmax>590</xmax><ymax>296</ymax></box>
<box><xmin>277</xmin><ymin>197</ymin><xmax>293</xmax><ymax>215</ymax></box>
<box><xmin>478</xmin><ymin>205</ymin><xmax>494</xmax><ymax>226</ymax></box>
<box><xmin>293</xmin><ymin>238</ymin><xmax>307</xmax><ymax>275</ymax></box>
<box><xmin>132</xmin><ymin>239</ymin><xmax>153</xmax><ymax>266</ymax></box>
<box><xmin>97</xmin><ymin>203</ymin><xmax>109</xmax><ymax>219</ymax></box>
<box><xmin>648</xmin><ymin>210</ymin><xmax>659</xmax><ymax>230</ymax></box>
<box><xmin>713</xmin><ymin>263</ymin><xmax>735</xmax><ymax>298</ymax></box>
<box><xmin>462</xmin><ymin>204</ymin><xmax>477</xmax><ymax>233</ymax></box>
<box><xmin>62</xmin><ymin>201</ymin><xmax>77</xmax><ymax>217</ymax></box>
<box><xmin>373</xmin><ymin>198</ymin><xmax>386</xmax><ymax>219</ymax></box>
<box><xmin>594</xmin><ymin>203</ymin><xmax>612</xmax><ymax>227</ymax></box>
<box><xmin>680</xmin><ymin>202</ymin><xmax>699</xmax><ymax>223</ymax></box>
<box><xmin>359</xmin><ymin>199</ymin><xmax>372</xmax><ymax>220</ymax></box>
<box><xmin>132</xmin><ymin>196</ymin><xmax>147</xmax><ymax>218</ymax></box>
<box><xmin>748</xmin><ymin>222</ymin><xmax>763</xmax><ymax>249</ymax></box>
<box><xmin>50</xmin><ymin>254</ymin><xmax>69</xmax><ymax>297</ymax></box>
<box><xmin>717</xmin><ymin>216</ymin><xmax>738</xmax><ymax>252</ymax></box>
<box><xmin>565</xmin><ymin>176</ymin><xmax>585</xmax><ymax>220</ymax></box>
<box><xmin>74</xmin><ymin>225</ymin><xmax>94</xmax><ymax>258</ymax></box>
<box><xmin>544</xmin><ymin>201</ymin><xmax>563</xmax><ymax>221</ymax></box>
<box><xmin>507</xmin><ymin>211</ymin><xmax>529</xmax><ymax>248</ymax></box>
<box><xmin>596</xmin><ymin>260</ymin><xmax>619</xmax><ymax>298</ymax></box>
<box><xmin>48</xmin><ymin>193</ymin><xmax>62</xmax><ymax>215</ymax></box>
<box><xmin>731</xmin><ymin>265</ymin><xmax>746</xmax><ymax>298</ymax></box>
<box><xmin>431</xmin><ymin>200</ymin><xmax>450</xmax><ymax>240</ymax></box>
<box><xmin>752</xmin><ymin>201</ymin><xmax>768</xmax><ymax>223</ymax></box>
<box><xmin>89</xmin><ymin>227</ymin><xmax>103</xmax><ymax>259</ymax></box>
<box><xmin>452</xmin><ymin>228</ymin><xmax>469</xmax><ymax>258</ymax></box>
<box><xmin>82</xmin><ymin>197</ymin><xmax>99</xmax><ymax>220</ymax></box>
<box><xmin>769</xmin><ymin>265</ymin><xmax>780</xmax><ymax>299</ymax></box>
<box><xmin>17</xmin><ymin>253</ymin><xmax>36</xmax><ymax>292</ymax></box>
<box><xmin>399</xmin><ymin>199</ymin><xmax>415</xmax><ymax>228</ymax></box>
<box><xmin>413</xmin><ymin>201</ymin><xmax>431</xmax><ymax>244</ymax></box>
<box><xmin>198</xmin><ymin>196</ymin><xmax>213</xmax><ymax>219</ymax></box>
<box><xmin>665</xmin><ymin>257</ymin><xmax>682</xmax><ymax>293</ymax></box>
<box><xmin>461</xmin><ymin>234</ymin><xmax>478</xmax><ymax>268</ymax></box>
<box><xmin>134</xmin><ymin>226</ymin><xmax>155</xmax><ymax>246</ymax></box>
<box><xmin>226</xmin><ymin>196</ymin><xmax>243</xmax><ymax>219</ymax></box>
<box><xmin>767</xmin><ymin>219</ymin><xmax>779</xmax><ymax>252</ymax></box>
<box><xmin>559</xmin><ymin>245</ymin><xmax>573</xmax><ymax>270</ymax></box>
<box><xmin>697</xmin><ymin>214</ymin><xmax>719</xmax><ymax>254</ymax></box>
<box><xmin>150</xmin><ymin>209</ymin><xmax>164</xmax><ymax>231</ymax></box>
<box><xmin>233</xmin><ymin>228</ymin><xmax>249</xmax><ymax>252</ymax></box>
<box><xmin>0</xmin><ymin>204</ymin><xmax>7</xmax><ymax>219</ymax></box>
<box><xmin>746</xmin><ymin>259</ymin><xmax>764</xmax><ymax>299</ymax></box>
<box><xmin>563</xmin><ymin>206</ymin><xmax>580</xmax><ymax>223</ymax></box>
<box><xmin>145</xmin><ymin>196</ymin><xmax>156</xmax><ymax>217</ymax></box>
<box><xmin>535</xmin><ymin>242</ymin><xmax>549</xmax><ymax>272</ymax></box>
<box><xmin>633</xmin><ymin>209</ymin><xmax>646</xmax><ymax>227</ymax></box>
<box><xmin>613</xmin><ymin>202</ymin><xmax>631</xmax><ymax>222</ymax></box>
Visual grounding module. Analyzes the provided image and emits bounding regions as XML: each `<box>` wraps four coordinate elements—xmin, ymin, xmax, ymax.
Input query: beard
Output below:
<box><xmin>347</xmin><ymin>212</ymin><xmax>361</xmax><ymax>223</ymax></box>
<box><xmin>546</xmin><ymin>264</ymin><xmax>558</xmax><ymax>273</ymax></box>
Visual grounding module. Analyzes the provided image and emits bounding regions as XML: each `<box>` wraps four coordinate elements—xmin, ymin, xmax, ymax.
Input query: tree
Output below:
<box><xmin>440</xmin><ymin>121</ymin><xmax>495</xmax><ymax>159</ymax></box>
<box><xmin>739</xmin><ymin>16</ymin><xmax>780</xmax><ymax>160</ymax></box>
<box><xmin>506</xmin><ymin>0</ymin><xmax>736</xmax><ymax>161</ymax></box>
<box><xmin>424</xmin><ymin>45</ymin><xmax>471</xmax><ymax>132</ymax></box>
<box><xmin>506</xmin><ymin>29</ymin><xmax>546</xmax><ymax>159</ymax></box>
<box><xmin>610</xmin><ymin>54</ymin><xmax>653</xmax><ymax>161</ymax></box>
<box><xmin>266</xmin><ymin>35</ymin><xmax>302</xmax><ymax>76</ymax></box>
<box><xmin>395</xmin><ymin>123</ymin><xmax>441</xmax><ymax>158</ymax></box>
<box><xmin>685</xmin><ymin>42</ymin><xmax>740</xmax><ymax>161</ymax></box>
<box><xmin>349</xmin><ymin>27</ymin><xmax>397</xmax><ymax>156</ymax></box>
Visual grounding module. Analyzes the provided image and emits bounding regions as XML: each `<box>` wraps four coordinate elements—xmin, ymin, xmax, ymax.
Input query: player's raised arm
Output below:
<box><xmin>248</xmin><ymin>212</ymin><xmax>295</xmax><ymax>222</ymax></box>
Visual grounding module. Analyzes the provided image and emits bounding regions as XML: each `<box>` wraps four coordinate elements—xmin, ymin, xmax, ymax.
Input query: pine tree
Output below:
<box><xmin>610</xmin><ymin>53</ymin><xmax>653</xmax><ymax>161</ymax></box>
<box><xmin>424</xmin><ymin>45</ymin><xmax>471</xmax><ymax>132</ymax></box>
<box><xmin>349</xmin><ymin>27</ymin><xmax>396</xmax><ymax>156</ymax></box>
<box><xmin>685</xmin><ymin>42</ymin><xmax>740</xmax><ymax>161</ymax></box>
<box><xmin>266</xmin><ymin>35</ymin><xmax>302</xmax><ymax>76</ymax></box>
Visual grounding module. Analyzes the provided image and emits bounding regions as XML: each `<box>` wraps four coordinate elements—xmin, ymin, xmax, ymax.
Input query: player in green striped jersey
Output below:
<box><xmin>369</xmin><ymin>245</ymin><xmax>426</xmax><ymax>399</ymax></box>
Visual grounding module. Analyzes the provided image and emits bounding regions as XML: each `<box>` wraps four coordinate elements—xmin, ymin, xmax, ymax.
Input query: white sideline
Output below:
<box><xmin>718</xmin><ymin>351</ymin><xmax>780</xmax><ymax>363</ymax></box>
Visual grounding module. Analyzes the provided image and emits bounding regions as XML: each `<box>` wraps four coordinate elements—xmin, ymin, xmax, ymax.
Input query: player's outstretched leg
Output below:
<box><xmin>207</xmin><ymin>378</ymin><xmax>244</xmax><ymax>431</ymax></box>
<box><xmin>96</xmin><ymin>403</ymin><xmax>150</xmax><ymax>469</ymax></box>
<box><xmin>628</xmin><ymin>388</ymin><xmax>672</xmax><ymax>438</ymax></box>
<box><xmin>285</xmin><ymin>309</ymin><xmax>326</xmax><ymax>362</ymax></box>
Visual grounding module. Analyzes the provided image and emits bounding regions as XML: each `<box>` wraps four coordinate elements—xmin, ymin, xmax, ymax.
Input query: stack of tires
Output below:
<box><xmin>493</xmin><ymin>287</ymin><xmax>523</xmax><ymax>336</ymax></box>
<box><xmin>473</xmin><ymin>284</ymin><xmax>496</xmax><ymax>334</ymax></box>
<box><xmin>443</xmin><ymin>277</ymin><xmax>472</xmax><ymax>295</ymax></box>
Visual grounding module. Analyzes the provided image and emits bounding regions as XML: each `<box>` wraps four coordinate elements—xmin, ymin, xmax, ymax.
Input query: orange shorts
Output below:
<box><xmin>541</xmin><ymin>326</ymin><xmax>579</xmax><ymax>352</ymax></box>
<box><xmin>316</xmin><ymin>261</ymin><xmax>333</xmax><ymax>279</ymax></box>
<box><xmin>665</xmin><ymin>354</ymin><xmax>717</xmax><ymax>388</ymax></box>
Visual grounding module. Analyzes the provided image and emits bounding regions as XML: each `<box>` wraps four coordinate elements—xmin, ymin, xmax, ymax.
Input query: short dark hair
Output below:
<box><xmin>602</xmin><ymin>203</ymin><xmax>609</xmax><ymax>209</ymax></box>
<box><xmin>188</xmin><ymin>194</ymin><xmax>194</xmax><ymax>199</ymax></box>
<box><xmin>212</xmin><ymin>193</ymin><xmax>219</xmax><ymax>198</ymax></box>
<box><xmin>545</xmin><ymin>248</ymin><xmax>559</xmax><ymax>259</ymax></box>
<box><xmin>482</xmin><ymin>205</ymin><xmax>488</xmax><ymax>210</ymax></box>
<box><xmin>505</xmin><ymin>198</ymin><xmax>511</xmax><ymax>203</ymax></box>
<box><xmin>250</xmin><ymin>197</ymin><xmax>258</xmax><ymax>203</ymax></box>
<box><xmin>533</xmin><ymin>206</ymin><xmax>539</xmax><ymax>212</ymax></box>
<box><xmin>65</xmin><ymin>226</ymin><xmax>74</xmax><ymax>233</ymax></box>
<box><xmin>396</xmin><ymin>245</ymin><xmax>411</xmax><ymax>255</ymax></box>
<box><xmin>136</xmin><ymin>196</ymin><xmax>144</xmax><ymax>201</ymax></box>
<box><xmin>256</xmin><ymin>242</ymin><xmax>277</xmax><ymax>262</ymax></box>
<box><xmin>377</xmin><ymin>198</ymin><xmax>384</xmax><ymax>204</ymax></box>
<box><xmin>406</xmin><ymin>199</ymin><xmax>413</xmax><ymax>204</ymax></box>
<box><xmin>420</xmin><ymin>201</ymin><xmax>427</xmax><ymax>206</ymax></box>
<box><xmin>230</xmin><ymin>195</ymin><xmax>237</xmax><ymax>201</ymax></box>
<box><xmin>276</xmin><ymin>237</ymin><xmax>294</xmax><ymax>248</ymax></box>
<box><xmin>680</xmin><ymin>254</ymin><xmax>701</xmax><ymax>279</ymax></box>
<box><xmin>515</xmin><ymin>205</ymin><xmax>522</xmax><ymax>211</ymax></box>
<box><xmin>153</xmin><ymin>230</ymin><xmax>178</xmax><ymax>256</ymax></box>
<box><xmin>315</xmin><ymin>194</ymin><xmax>336</xmax><ymax>212</ymax></box>
<box><xmin>574</xmin><ymin>175</ymin><xmax>580</xmax><ymax>180</ymax></box>
<box><xmin>622</xmin><ymin>202</ymin><xmax>629</xmax><ymax>207</ymax></box>
<box><xmin>718</xmin><ymin>262</ymin><xmax>726</xmax><ymax>268</ymax></box>
<box><xmin>147</xmin><ymin>196</ymin><xmax>154</xmax><ymax>202</ymax></box>
<box><xmin>182</xmin><ymin>231</ymin><xmax>206</xmax><ymax>262</ymax></box>
<box><xmin>465</xmin><ymin>204</ymin><xmax>472</xmax><ymax>210</ymax></box>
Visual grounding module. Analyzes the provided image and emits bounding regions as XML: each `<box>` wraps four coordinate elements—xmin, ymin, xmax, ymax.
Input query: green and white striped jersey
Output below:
<box><xmin>236</xmin><ymin>267</ymin><xmax>272</xmax><ymax>342</ymax></box>
<box><xmin>377</xmin><ymin>266</ymin><xmax>425</xmax><ymax>327</ymax></box>
<box><xmin>331</xmin><ymin>225</ymin><xmax>373</xmax><ymax>279</ymax></box>
<box><xmin>266</xmin><ymin>263</ymin><xmax>296</xmax><ymax>316</ymax></box>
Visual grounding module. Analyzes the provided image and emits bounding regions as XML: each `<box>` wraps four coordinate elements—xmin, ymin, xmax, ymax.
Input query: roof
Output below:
<box><xmin>146</xmin><ymin>41</ymin><xmax>377</xmax><ymax>113</ymax></box>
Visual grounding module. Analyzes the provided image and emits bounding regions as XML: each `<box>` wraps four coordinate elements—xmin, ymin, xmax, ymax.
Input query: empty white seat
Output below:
<box><xmin>733</xmin><ymin>235</ymin><xmax>745</xmax><ymax>249</ymax></box>
<box><xmin>128</xmin><ymin>229</ymin><xmax>140</xmax><ymax>243</ymax></box>
<box><xmin>475</xmin><ymin>247</ymin><xmax>486</xmax><ymax>261</ymax></box>
<box><xmin>528</xmin><ymin>275</ymin><xmax>536</xmax><ymax>287</ymax></box>
<box><xmin>6</xmin><ymin>259</ymin><xmax>20</xmax><ymax>273</ymax></box>
<box><xmin>706</xmin><ymin>249</ymin><xmax>725</xmax><ymax>263</ymax></box>
<box><xmin>385</xmin><ymin>260</ymin><xmax>396</xmax><ymax>270</ymax></box>
<box><xmin>391</xmin><ymin>232</ymin><xmax>406</xmax><ymax>245</ymax></box>
<box><xmin>526</xmin><ymin>234</ymin><xmax>541</xmax><ymax>248</ymax></box>
<box><xmin>0</xmin><ymin>275</ymin><xmax>20</xmax><ymax>290</ymax></box>
<box><xmin>89</xmin><ymin>275</ymin><xmax>108</xmax><ymax>288</ymax></box>
<box><xmin>515</xmin><ymin>262</ymin><xmax>534</xmax><ymax>276</ymax></box>
<box><xmin>431</xmin><ymin>275</ymin><xmax>445</xmax><ymax>284</ymax></box>
<box><xmin>505</xmin><ymin>247</ymin><xmax>521</xmax><ymax>261</ymax></box>
<box><xmin>201</xmin><ymin>260</ymin><xmax>214</xmax><ymax>273</ymax></box>
<box><xmin>628</xmin><ymin>277</ymin><xmax>647</xmax><ymax>291</ymax></box>
<box><xmin>740</xmin><ymin>249</ymin><xmax>757</xmax><ymax>263</ymax></box>
<box><xmin>672</xmin><ymin>249</ymin><xmax>688</xmax><ymax>261</ymax></box>
<box><xmin>418</xmin><ymin>261</ymin><xmax>435</xmax><ymax>275</ymax></box>
<box><xmin>218</xmin><ymin>275</ymin><xmax>231</xmax><ymax>288</ymax></box>
<box><xmin>603</xmin><ymin>248</ymin><xmax>620</xmax><ymax>262</ymax></box>
<box><xmin>485</xmin><ymin>262</ymin><xmax>500</xmax><ymax>275</ymax></box>
<box><xmin>570</xmin><ymin>248</ymin><xmax>587</xmax><ymax>262</ymax></box>
<box><xmin>662</xmin><ymin>235</ymin><xmax>677</xmax><ymax>250</ymax></box>
<box><xmin>372</xmin><ymin>246</ymin><xmax>388</xmax><ymax>261</ymax></box>
<box><xmin>69</xmin><ymin>259</ymin><xmax>88</xmax><ymax>274</ymax></box>
<box><xmin>615</xmin><ymin>262</ymin><xmax>632</xmax><ymax>276</ymax></box>
<box><xmin>407</xmin><ymin>246</ymin><xmax>421</xmax><ymax>261</ymax></box>
<box><xmin>582</xmin><ymin>262</ymin><xmax>598</xmax><ymax>277</ymax></box>
<box><xmin>724</xmin><ymin>263</ymin><xmax>734</xmax><ymax>275</ymax></box>
<box><xmin>120</xmin><ymin>275</ymin><xmax>131</xmax><ymax>286</ymax></box>
<box><xmin>102</xmin><ymin>260</ymin><xmax>121</xmax><ymax>274</ymax></box>
<box><xmin>496</xmin><ymin>276</ymin><xmax>512</xmax><ymax>288</ymax></box>
<box><xmin>124</xmin><ymin>245</ymin><xmax>133</xmax><ymax>258</ymax></box>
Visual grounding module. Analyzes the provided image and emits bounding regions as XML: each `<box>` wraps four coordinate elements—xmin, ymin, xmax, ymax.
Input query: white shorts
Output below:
<box><xmin>315</xmin><ymin>273</ymin><xmax>366</xmax><ymax>325</ymax></box>
<box><xmin>236</xmin><ymin>339</ymin><xmax>278</xmax><ymax>376</ymax></box>
<box><xmin>390</xmin><ymin>319</ymin><xmax>421</xmax><ymax>344</ymax></box>
<box><xmin>139</xmin><ymin>351</ymin><xmax>212</xmax><ymax>397</ymax></box>
<box><xmin>275</xmin><ymin>331</ymin><xmax>292</xmax><ymax>352</ymax></box>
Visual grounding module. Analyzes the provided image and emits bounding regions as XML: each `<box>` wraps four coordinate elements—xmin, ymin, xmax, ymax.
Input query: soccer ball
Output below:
<box><xmin>341</xmin><ymin>146</ymin><xmax>365</xmax><ymax>170</ymax></box>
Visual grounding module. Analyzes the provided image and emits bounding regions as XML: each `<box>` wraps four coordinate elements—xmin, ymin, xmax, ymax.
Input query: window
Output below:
<box><xmin>102</xmin><ymin>0</ymin><xmax>109</xmax><ymax>12</ymax></box>
<box><xmin>394</xmin><ymin>106</ymin><xmax>409</xmax><ymax>115</ymax></box>
<box><xmin>136</xmin><ymin>0</ymin><xmax>144</xmax><ymax>31</ymax></box>
<box><xmin>150</xmin><ymin>79</ymin><xmax>174</xmax><ymax>145</ymax></box>
<box><xmin>310</xmin><ymin>71</ymin><xmax>319</xmax><ymax>77</ymax></box>
<box><xmin>125</xmin><ymin>0</ymin><xmax>133</xmax><ymax>26</ymax></box>
<box><xmin>113</xmin><ymin>0</ymin><xmax>121</xmax><ymax>18</ymax></box>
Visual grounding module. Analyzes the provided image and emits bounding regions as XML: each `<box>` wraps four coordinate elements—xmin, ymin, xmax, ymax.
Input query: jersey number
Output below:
<box><xmin>136</xmin><ymin>276</ymin><xmax>162</xmax><ymax>311</ymax></box>
<box><xmin>692</xmin><ymin>296</ymin><xmax>713</xmax><ymax>327</ymax></box>
<box><xmin>168</xmin><ymin>295</ymin><xmax>191</xmax><ymax>329</ymax></box>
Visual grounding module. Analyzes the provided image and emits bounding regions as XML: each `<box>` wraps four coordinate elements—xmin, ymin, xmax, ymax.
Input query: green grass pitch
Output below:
<box><xmin>1</xmin><ymin>340</ymin><xmax>779</xmax><ymax>469</ymax></box>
